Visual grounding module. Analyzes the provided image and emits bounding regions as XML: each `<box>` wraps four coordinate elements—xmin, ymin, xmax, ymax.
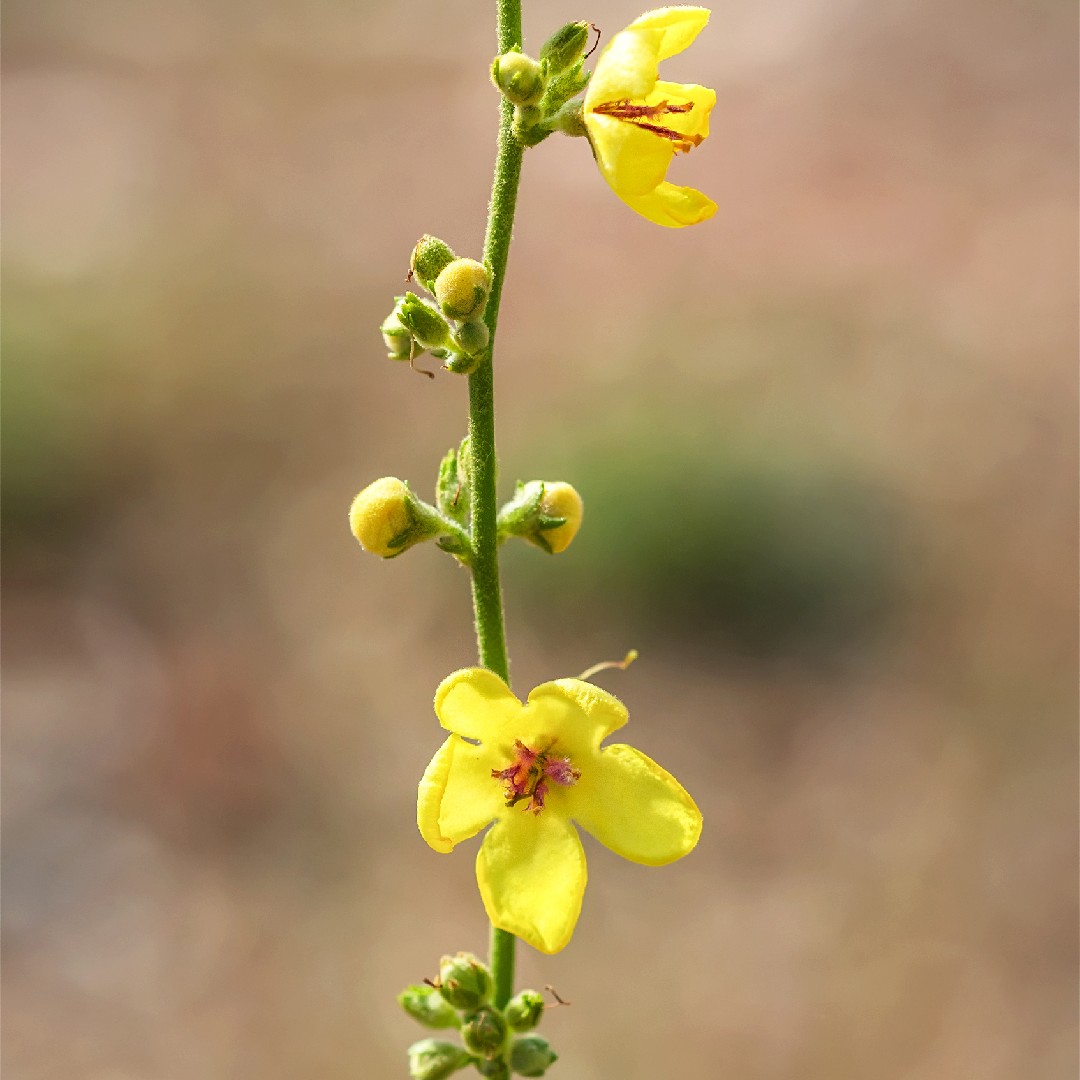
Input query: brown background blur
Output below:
<box><xmin>3</xmin><ymin>1</ymin><xmax>1077</xmax><ymax>1077</ymax></box>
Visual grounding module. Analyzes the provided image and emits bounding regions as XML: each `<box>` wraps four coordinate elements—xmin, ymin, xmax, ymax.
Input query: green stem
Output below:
<box><xmin>467</xmin><ymin>0</ymin><xmax>524</xmax><ymax>1014</ymax></box>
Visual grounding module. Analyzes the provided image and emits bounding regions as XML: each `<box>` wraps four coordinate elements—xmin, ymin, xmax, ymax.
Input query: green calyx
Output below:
<box><xmin>503</xmin><ymin>990</ymin><xmax>544</xmax><ymax>1032</ymax></box>
<box><xmin>438</xmin><ymin>953</ymin><xmax>493</xmax><ymax>1012</ymax></box>
<box><xmin>509</xmin><ymin>1035</ymin><xmax>558</xmax><ymax>1077</ymax></box>
<box><xmin>407</xmin><ymin>1039</ymin><xmax>473</xmax><ymax>1080</ymax></box>
<box><xmin>399</xmin><ymin>985</ymin><xmax>462</xmax><ymax>1030</ymax></box>
<box><xmin>399</xmin><ymin>292</ymin><xmax>453</xmax><ymax>351</ymax></box>
<box><xmin>461</xmin><ymin>1005</ymin><xmax>509</xmax><ymax>1058</ymax></box>
<box><xmin>412</xmin><ymin>235</ymin><xmax>458</xmax><ymax>294</ymax></box>
<box><xmin>539</xmin><ymin>21</ymin><xmax>591</xmax><ymax>79</ymax></box>
<box><xmin>491</xmin><ymin>50</ymin><xmax>545</xmax><ymax>108</ymax></box>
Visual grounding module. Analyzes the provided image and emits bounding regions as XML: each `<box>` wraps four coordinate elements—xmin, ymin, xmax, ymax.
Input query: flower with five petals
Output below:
<box><xmin>417</xmin><ymin>668</ymin><xmax>702</xmax><ymax>954</ymax></box>
<box><xmin>583</xmin><ymin>7</ymin><xmax>717</xmax><ymax>227</ymax></box>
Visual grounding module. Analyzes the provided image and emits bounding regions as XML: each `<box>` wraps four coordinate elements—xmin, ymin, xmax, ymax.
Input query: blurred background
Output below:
<box><xmin>3</xmin><ymin>0</ymin><xmax>1077</xmax><ymax>1077</ymax></box>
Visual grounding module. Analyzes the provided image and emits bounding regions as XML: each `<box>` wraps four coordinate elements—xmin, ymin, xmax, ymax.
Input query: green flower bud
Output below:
<box><xmin>461</xmin><ymin>1006</ymin><xmax>508</xmax><ymax>1058</ymax></box>
<box><xmin>452</xmin><ymin>319</ymin><xmax>490</xmax><ymax>357</ymax></box>
<box><xmin>398</xmin><ymin>984</ymin><xmax>461</xmax><ymax>1030</ymax></box>
<box><xmin>504</xmin><ymin>990</ymin><xmax>544</xmax><ymax>1032</ymax></box>
<box><xmin>349</xmin><ymin>478</ymin><xmax>444</xmax><ymax>558</ymax></box>
<box><xmin>442</xmin><ymin>351</ymin><xmax>479</xmax><ymax>376</ymax></box>
<box><xmin>491</xmin><ymin>50</ymin><xmax>545</xmax><ymax>108</ymax></box>
<box><xmin>509</xmin><ymin>1035</ymin><xmax>558</xmax><ymax>1077</ymax></box>
<box><xmin>381</xmin><ymin>299</ymin><xmax>417</xmax><ymax>361</ymax></box>
<box><xmin>474</xmin><ymin>1058</ymin><xmax>511</xmax><ymax>1079</ymax></box>
<box><xmin>434</xmin><ymin>259</ymin><xmax>491</xmax><ymax>322</ymax></box>
<box><xmin>437</xmin><ymin>953</ymin><xmax>493</xmax><ymax>1012</ymax></box>
<box><xmin>540</xmin><ymin>21</ymin><xmax>590</xmax><ymax>78</ymax></box>
<box><xmin>411</xmin><ymin>235</ymin><xmax>457</xmax><ymax>295</ymax></box>
<box><xmin>514</xmin><ymin>104</ymin><xmax>552</xmax><ymax>148</ymax></box>
<box><xmin>398</xmin><ymin>292</ymin><xmax>453</xmax><ymax>350</ymax></box>
<box><xmin>498</xmin><ymin>480</ymin><xmax>584</xmax><ymax>554</ymax></box>
<box><xmin>551</xmin><ymin>99</ymin><xmax>587</xmax><ymax>139</ymax></box>
<box><xmin>407</xmin><ymin>1038</ymin><xmax>472</xmax><ymax>1080</ymax></box>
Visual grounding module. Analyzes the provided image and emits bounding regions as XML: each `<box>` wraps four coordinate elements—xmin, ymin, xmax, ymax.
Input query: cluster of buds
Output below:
<box><xmin>382</xmin><ymin>235</ymin><xmax>493</xmax><ymax>376</ymax></box>
<box><xmin>401</xmin><ymin>954</ymin><xmax>557</xmax><ymax>1079</ymax></box>
<box><xmin>349</xmin><ymin>449</ymin><xmax>584</xmax><ymax>564</ymax></box>
<box><xmin>491</xmin><ymin>22</ymin><xmax>594</xmax><ymax>146</ymax></box>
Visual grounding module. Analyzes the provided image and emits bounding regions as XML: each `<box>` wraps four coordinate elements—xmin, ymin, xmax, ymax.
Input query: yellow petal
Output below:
<box><xmin>476</xmin><ymin>809</ymin><xmax>587</xmax><ymax>954</ymax></box>
<box><xmin>418</xmin><ymin>735</ymin><xmax>502</xmax><ymax>852</ymax></box>
<box><xmin>619</xmin><ymin>179</ymin><xmax>718</xmax><ymax>228</ymax></box>
<box><xmin>627</xmin><ymin>6</ymin><xmax>711</xmax><ymax>60</ymax></box>
<box><xmin>647</xmin><ymin>80</ymin><xmax>716</xmax><ymax>141</ymax></box>
<box><xmin>525</xmin><ymin>678</ymin><xmax>629</xmax><ymax>755</ymax></box>
<box><xmin>586</xmin><ymin>112</ymin><xmax>675</xmax><ymax>197</ymax></box>
<box><xmin>566</xmin><ymin>743</ymin><xmax>702</xmax><ymax>865</ymax></box>
<box><xmin>434</xmin><ymin>667</ymin><xmax>522</xmax><ymax>740</ymax></box>
<box><xmin>585</xmin><ymin>26</ymin><xmax>661</xmax><ymax>108</ymax></box>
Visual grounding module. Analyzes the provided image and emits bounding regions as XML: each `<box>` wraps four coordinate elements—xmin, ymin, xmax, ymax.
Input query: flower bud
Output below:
<box><xmin>452</xmin><ymin>319</ymin><xmax>490</xmax><ymax>358</ymax></box>
<box><xmin>461</xmin><ymin>1006</ymin><xmax>508</xmax><ymax>1058</ymax></box>
<box><xmin>437</xmin><ymin>953</ymin><xmax>493</xmax><ymax>1012</ymax></box>
<box><xmin>398</xmin><ymin>292</ymin><xmax>453</xmax><ymax>350</ymax></box>
<box><xmin>434</xmin><ymin>259</ymin><xmax>491</xmax><ymax>322</ymax></box>
<box><xmin>398</xmin><ymin>984</ymin><xmax>461</xmax><ymax>1030</ymax></box>
<box><xmin>407</xmin><ymin>1038</ymin><xmax>472</xmax><ymax>1080</ymax></box>
<box><xmin>442</xmin><ymin>351</ymin><xmax>480</xmax><ymax>376</ymax></box>
<box><xmin>349</xmin><ymin>477</ymin><xmax>439</xmax><ymax>558</ymax></box>
<box><xmin>540</xmin><ymin>21</ymin><xmax>590</xmax><ymax>78</ymax></box>
<box><xmin>411</xmin><ymin>235</ymin><xmax>457</xmax><ymax>295</ymax></box>
<box><xmin>551</xmin><ymin>100</ymin><xmax>587</xmax><ymax>139</ymax></box>
<box><xmin>504</xmin><ymin>990</ymin><xmax>544</xmax><ymax>1032</ymax></box>
<box><xmin>491</xmin><ymin>51</ymin><xmax>545</xmax><ymax>108</ymax></box>
<box><xmin>381</xmin><ymin>300</ymin><xmax>417</xmax><ymax>361</ymax></box>
<box><xmin>499</xmin><ymin>480</ymin><xmax>584</xmax><ymax>554</ymax></box>
<box><xmin>510</xmin><ymin>1035</ymin><xmax>558</xmax><ymax>1077</ymax></box>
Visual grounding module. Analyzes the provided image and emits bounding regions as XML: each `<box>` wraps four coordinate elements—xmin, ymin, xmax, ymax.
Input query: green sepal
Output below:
<box><xmin>436</xmin><ymin>439</ymin><xmax>471</xmax><ymax>525</ymax></box>
<box><xmin>539</xmin><ymin>21</ymin><xmax>591</xmax><ymax>78</ymax></box>
<box><xmin>460</xmin><ymin>1006</ymin><xmax>508</xmax><ymax>1058</ymax></box>
<box><xmin>411</xmin><ymin>235</ymin><xmax>457</xmax><ymax>295</ymax></box>
<box><xmin>473</xmin><ymin>1057</ymin><xmax>511</xmax><ymax>1079</ymax></box>
<box><xmin>496</xmin><ymin>480</ymin><xmax>545</xmax><ymax>541</ymax></box>
<box><xmin>504</xmin><ymin>990</ymin><xmax>545</xmax><ymax>1032</ymax></box>
<box><xmin>509</xmin><ymin>1035</ymin><xmax>558</xmax><ymax>1077</ymax></box>
<box><xmin>540</xmin><ymin>59</ymin><xmax>589</xmax><ymax>115</ymax></box>
<box><xmin>407</xmin><ymin>1038</ymin><xmax>473</xmax><ymax>1080</ymax></box>
<box><xmin>398</xmin><ymin>985</ymin><xmax>462</xmax><ymax>1030</ymax></box>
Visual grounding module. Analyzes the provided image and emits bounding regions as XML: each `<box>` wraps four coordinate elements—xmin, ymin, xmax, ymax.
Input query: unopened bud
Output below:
<box><xmin>504</xmin><ymin>990</ymin><xmax>544</xmax><ymax>1032</ymax></box>
<box><xmin>411</xmin><ymin>235</ymin><xmax>457</xmax><ymax>295</ymax></box>
<box><xmin>510</xmin><ymin>1035</ymin><xmax>558</xmax><ymax>1077</ymax></box>
<box><xmin>434</xmin><ymin>259</ymin><xmax>491</xmax><ymax>322</ymax></box>
<box><xmin>398</xmin><ymin>293</ymin><xmax>453</xmax><ymax>350</ymax></box>
<box><xmin>443</xmin><ymin>351</ymin><xmax>480</xmax><ymax>376</ymax></box>
<box><xmin>381</xmin><ymin>299</ymin><xmax>416</xmax><ymax>361</ymax></box>
<box><xmin>452</xmin><ymin>319</ymin><xmax>490</xmax><ymax>358</ymax></box>
<box><xmin>499</xmin><ymin>480</ymin><xmax>584</xmax><ymax>554</ymax></box>
<box><xmin>349</xmin><ymin>477</ymin><xmax>439</xmax><ymax>558</ymax></box>
<box><xmin>540</xmin><ymin>21</ymin><xmax>590</xmax><ymax>78</ymax></box>
<box><xmin>491</xmin><ymin>51</ymin><xmax>545</xmax><ymax>107</ymax></box>
<box><xmin>474</xmin><ymin>1059</ymin><xmax>511</xmax><ymax>1079</ymax></box>
<box><xmin>437</xmin><ymin>953</ymin><xmax>493</xmax><ymax>1012</ymax></box>
<box><xmin>406</xmin><ymin>1039</ymin><xmax>472</xmax><ymax>1080</ymax></box>
<box><xmin>398</xmin><ymin>985</ymin><xmax>461</xmax><ymax>1030</ymax></box>
<box><xmin>461</xmin><ymin>1006</ymin><xmax>508</xmax><ymax>1058</ymax></box>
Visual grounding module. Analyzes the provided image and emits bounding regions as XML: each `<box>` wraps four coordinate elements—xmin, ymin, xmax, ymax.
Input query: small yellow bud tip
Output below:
<box><xmin>349</xmin><ymin>477</ymin><xmax>411</xmax><ymax>557</ymax></box>
<box><xmin>539</xmin><ymin>481</ymin><xmax>584</xmax><ymax>554</ymax></box>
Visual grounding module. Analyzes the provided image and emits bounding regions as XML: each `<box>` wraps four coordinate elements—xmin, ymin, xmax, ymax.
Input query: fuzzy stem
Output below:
<box><xmin>467</xmin><ymin>0</ymin><xmax>525</xmax><ymax>1012</ymax></box>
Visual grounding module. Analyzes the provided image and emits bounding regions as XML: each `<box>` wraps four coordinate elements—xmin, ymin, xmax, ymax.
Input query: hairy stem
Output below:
<box><xmin>468</xmin><ymin>0</ymin><xmax>524</xmax><ymax>1013</ymax></box>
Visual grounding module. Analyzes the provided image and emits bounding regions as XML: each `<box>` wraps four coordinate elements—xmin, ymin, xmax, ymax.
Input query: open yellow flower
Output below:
<box><xmin>583</xmin><ymin>7</ymin><xmax>717</xmax><ymax>227</ymax></box>
<box><xmin>418</xmin><ymin>668</ymin><xmax>702</xmax><ymax>954</ymax></box>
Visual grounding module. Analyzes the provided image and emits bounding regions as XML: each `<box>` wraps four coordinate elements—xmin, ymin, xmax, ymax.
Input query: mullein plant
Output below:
<box><xmin>350</xmin><ymin>7</ymin><xmax>715</xmax><ymax>1076</ymax></box>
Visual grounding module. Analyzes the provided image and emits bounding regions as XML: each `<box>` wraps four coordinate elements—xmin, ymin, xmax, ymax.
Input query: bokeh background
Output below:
<box><xmin>3</xmin><ymin>1</ymin><xmax>1077</xmax><ymax>1077</ymax></box>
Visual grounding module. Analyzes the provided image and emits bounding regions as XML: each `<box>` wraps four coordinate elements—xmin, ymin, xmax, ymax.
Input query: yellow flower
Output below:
<box><xmin>418</xmin><ymin>668</ymin><xmax>702</xmax><ymax>954</ymax></box>
<box><xmin>583</xmin><ymin>7</ymin><xmax>717</xmax><ymax>228</ymax></box>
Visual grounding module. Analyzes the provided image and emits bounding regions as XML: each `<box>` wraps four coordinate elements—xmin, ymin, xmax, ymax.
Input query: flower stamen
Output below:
<box><xmin>591</xmin><ymin>98</ymin><xmax>701</xmax><ymax>153</ymax></box>
<box><xmin>492</xmin><ymin>740</ymin><xmax>580</xmax><ymax>814</ymax></box>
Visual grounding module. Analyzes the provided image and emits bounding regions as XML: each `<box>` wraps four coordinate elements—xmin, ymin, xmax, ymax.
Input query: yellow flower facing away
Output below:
<box><xmin>583</xmin><ymin>6</ymin><xmax>717</xmax><ymax>227</ymax></box>
<box><xmin>418</xmin><ymin>668</ymin><xmax>702</xmax><ymax>954</ymax></box>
